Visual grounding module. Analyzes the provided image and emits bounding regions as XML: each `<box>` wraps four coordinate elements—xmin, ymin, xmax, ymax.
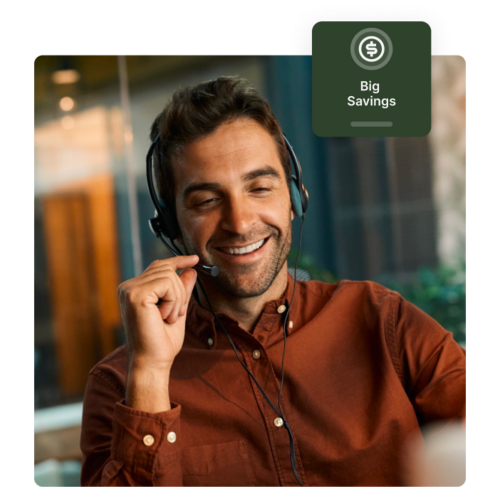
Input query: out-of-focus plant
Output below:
<box><xmin>377</xmin><ymin>261</ymin><xmax>466</xmax><ymax>346</ymax></box>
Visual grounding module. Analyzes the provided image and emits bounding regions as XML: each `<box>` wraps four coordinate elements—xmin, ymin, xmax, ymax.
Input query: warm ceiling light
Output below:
<box><xmin>59</xmin><ymin>96</ymin><xmax>75</xmax><ymax>111</ymax></box>
<box><xmin>52</xmin><ymin>69</ymin><xmax>80</xmax><ymax>84</ymax></box>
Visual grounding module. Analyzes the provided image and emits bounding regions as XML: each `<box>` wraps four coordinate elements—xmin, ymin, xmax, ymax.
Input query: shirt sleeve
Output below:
<box><xmin>388</xmin><ymin>292</ymin><xmax>466</xmax><ymax>426</ymax></box>
<box><xmin>80</xmin><ymin>371</ymin><xmax>184</xmax><ymax>486</ymax></box>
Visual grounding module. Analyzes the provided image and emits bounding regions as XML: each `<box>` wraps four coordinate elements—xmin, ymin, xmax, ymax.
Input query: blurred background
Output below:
<box><xmin>34</xmin><ymin>55</ymin><xmax>465</xmax><ymax>485</ymax></box>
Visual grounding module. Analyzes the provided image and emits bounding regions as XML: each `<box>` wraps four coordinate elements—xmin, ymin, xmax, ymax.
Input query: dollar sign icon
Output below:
<box><xmin>359</xmin><ymin>36</ymin><xmax>385</xmax><ymax>62</ymax></box>
<box><xmin>351</xmin><ymin>28</ymin><xmax>393</xmax><ymax>70</ymax></box>
<box><xmin>365</xmin><ymin>41</ymin><xmax>378</xmax><ymax>57</ymax></box>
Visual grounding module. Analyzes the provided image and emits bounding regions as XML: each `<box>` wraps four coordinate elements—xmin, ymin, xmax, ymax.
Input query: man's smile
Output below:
<box><xmin>212</xmin><ymin>237</ymin><xmax>271</xmax><ymax>263</ymax></box>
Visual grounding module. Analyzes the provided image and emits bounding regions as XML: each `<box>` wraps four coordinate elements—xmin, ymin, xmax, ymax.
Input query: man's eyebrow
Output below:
<box><xmin>182</xmin><ymin>166</ymin><xmax>282</xmax><ymax>200</ymax></box>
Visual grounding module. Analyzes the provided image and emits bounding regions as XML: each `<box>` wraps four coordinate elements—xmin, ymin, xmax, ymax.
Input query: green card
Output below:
<box><xmin>312</xmin><ymin>21</ymin><xmax>431</xmax><ymax>136</ymax></box>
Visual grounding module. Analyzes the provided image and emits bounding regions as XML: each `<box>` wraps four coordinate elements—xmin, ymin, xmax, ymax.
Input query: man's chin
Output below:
<box><xmin>218</xmin><ymin>281</ymin><xmax>272</xmax><ymax>299</ymax></box>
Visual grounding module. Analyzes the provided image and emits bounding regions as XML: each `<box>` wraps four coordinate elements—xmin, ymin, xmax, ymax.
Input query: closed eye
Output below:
<box><xmin>196</xmin><ymin>198</ymin><xmax>217</xmax><ymax>206</ymax></box>
<box><xmin>197</xmin><ymin>198</ymin><xmax>219</xmax><ymax>207</ymax></box>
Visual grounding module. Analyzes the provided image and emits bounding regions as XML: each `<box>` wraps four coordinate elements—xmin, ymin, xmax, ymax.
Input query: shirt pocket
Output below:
<box><xmin>181</xmin><ymin>439</ymin><xmax>256</xmax><ymax>486</ymax></box>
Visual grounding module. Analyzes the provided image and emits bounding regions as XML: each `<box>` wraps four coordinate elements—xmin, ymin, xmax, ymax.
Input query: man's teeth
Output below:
<box><xmin>220</xmin><ymin>239</ymin><xmax>266</xmax><ymax>255</ymax></box>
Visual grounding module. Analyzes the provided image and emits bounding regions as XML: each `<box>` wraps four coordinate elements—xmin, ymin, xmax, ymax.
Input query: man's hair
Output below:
<box><xmin>149</xmin><ymin>76</ymin><xmax>291</xmax><ymax>213</ymax></box>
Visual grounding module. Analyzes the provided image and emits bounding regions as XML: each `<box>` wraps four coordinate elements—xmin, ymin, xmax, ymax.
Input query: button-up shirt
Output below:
<box><xmin>80</xmin><ymin>274</ymin><xmax>465</xmax><ymax>486</ymax></box>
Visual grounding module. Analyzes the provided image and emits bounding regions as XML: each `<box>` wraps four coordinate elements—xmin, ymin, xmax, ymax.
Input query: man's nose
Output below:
<box><xmin>220</xmin><ymin>194</ymin><xmax>257</xmax><ymax>235</ymax></box>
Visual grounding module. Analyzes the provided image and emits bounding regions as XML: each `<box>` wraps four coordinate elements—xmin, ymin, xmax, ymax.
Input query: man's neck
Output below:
<box><xmin>196</xmin><ymin>265</ymin><xmax>289</xmax><ymax>333</ymax></box>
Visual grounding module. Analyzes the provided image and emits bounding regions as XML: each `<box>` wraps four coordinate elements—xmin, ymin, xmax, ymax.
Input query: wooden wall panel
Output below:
<box><xmin>42</xmin><ymin>173</ymin><xmax>121</xmax><ymax>397</ymax></box>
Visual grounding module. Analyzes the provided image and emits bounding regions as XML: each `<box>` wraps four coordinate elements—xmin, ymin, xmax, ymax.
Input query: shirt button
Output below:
<box><xmin>277</xmin><ymin>304</ymin><xmax>287</xmax><ymax>314</ymax></box>
<box><xmin>288</xmin><ymin>321</ymin><xmax>294</xmax><ymax>329</ymax></box>
<box><xmin>252</xmin><ymin>350</ymin><xmax>261</xmax><ymax>360</ymax></box>
<box><xmin>207</xmin><ymin>337</ymin><xmax>214</xmax><ymax>346</ymax></box>
<box><xmin>167</xmin><ymin>431</ymin><xmax>177</xmax><ymax>443</ymax></box>
<box><xmin>274</xmin><ymin>417</ymin><xmax>284</xmax><ymax>428</ymax></box>
<box><xmin>143</xmin><ymin>434</ymin><xmax>155</xmax><ymax>446</ymax></box>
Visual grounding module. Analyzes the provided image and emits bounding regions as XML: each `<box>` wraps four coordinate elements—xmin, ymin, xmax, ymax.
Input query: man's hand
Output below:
<box><xmin>118</xmin><ymin>254</ymin><xmax>199</xmax><ymax>370</ymax></box>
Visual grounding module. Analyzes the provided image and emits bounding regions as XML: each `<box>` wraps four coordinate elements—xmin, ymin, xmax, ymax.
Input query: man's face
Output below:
<box><xmin>174</xmin><ymin>118</ymin><xmax>293</xmax><ymax>298</ymax></box>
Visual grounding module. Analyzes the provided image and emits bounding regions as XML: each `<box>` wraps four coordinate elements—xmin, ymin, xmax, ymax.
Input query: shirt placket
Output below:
<box><xmin>232</xmin><ymin>307</ymin><xmax>307</xmax><ymax>486</ymax></box>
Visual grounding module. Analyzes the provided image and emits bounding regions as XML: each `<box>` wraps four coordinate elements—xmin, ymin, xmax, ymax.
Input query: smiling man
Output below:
<box><xmin>80</xmin><ymin>77</ymin><xmax>465</xmax><ymax>486</ymax></box>
<box><xmin>175</xmin><ymin>118</ymin><xmax>293</xmax><ymax>331</ymax></box>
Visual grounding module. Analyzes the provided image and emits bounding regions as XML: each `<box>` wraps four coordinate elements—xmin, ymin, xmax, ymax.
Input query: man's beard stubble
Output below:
<box><xmin>180</xmin><ymin>218</ymin><xmax>293</xmax><ymax>299</ymax></box>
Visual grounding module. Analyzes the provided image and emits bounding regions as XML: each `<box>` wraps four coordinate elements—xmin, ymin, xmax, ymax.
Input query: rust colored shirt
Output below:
<box><xmin>80</xmin><ymin>274</ymin><xmax>465</xmax><ymax>486</ymax></box>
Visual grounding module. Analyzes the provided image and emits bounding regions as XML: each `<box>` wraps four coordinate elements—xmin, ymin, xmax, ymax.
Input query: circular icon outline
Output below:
<box><xmin>351</xmin><ymin>28</ymin><xmax>393</xmax><ymax>71</ymax></box>
<box><xmin>358</xmin><ymin>36</ymin><xmax>385</xmax><ymax>62</ymax></box>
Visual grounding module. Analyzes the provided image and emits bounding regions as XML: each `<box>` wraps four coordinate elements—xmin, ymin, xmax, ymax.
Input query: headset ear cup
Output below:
<box><xmin>290</xmin><ymin>176</ymin><xmax>303</xmax><ymax>218</ymax></box>
<box><xmin>159</xmin><ymin>201</ymin><xmax>181</xmax><ymax>240</ymax></box>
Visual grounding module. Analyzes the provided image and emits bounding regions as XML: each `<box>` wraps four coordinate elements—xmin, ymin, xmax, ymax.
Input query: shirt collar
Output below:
<box><xmin>186</xmin><ymin>271</ymin><xmax>297</xmax><ymax>347</ymax></box>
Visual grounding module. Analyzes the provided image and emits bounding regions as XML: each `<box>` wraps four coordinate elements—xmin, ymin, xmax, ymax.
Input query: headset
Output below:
<box><xmin>146</xmin><ymin>130</ymin><xmax>309</xmax><ymax>486</ymax></box>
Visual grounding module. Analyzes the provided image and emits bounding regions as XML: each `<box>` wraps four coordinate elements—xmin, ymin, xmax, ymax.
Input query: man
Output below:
<box><xmin>80</xmin><ymin>77</ymin><xmax>465</xmax><ymax>486</ymax></box>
